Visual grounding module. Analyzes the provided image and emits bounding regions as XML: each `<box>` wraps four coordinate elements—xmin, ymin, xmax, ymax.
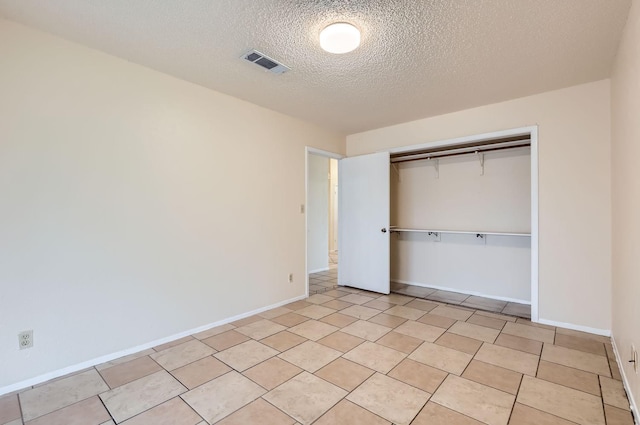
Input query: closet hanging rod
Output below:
<box><xmin>390</xmin><ymin>138</ymin><xmax>530</xmax><ymax>164</ymax></box>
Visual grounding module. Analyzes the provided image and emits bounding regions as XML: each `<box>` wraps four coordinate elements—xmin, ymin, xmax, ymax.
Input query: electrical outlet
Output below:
<box><xmin>18</xmin><ymin>330</ymin><xmax>33</xmax><ymax>350</ymax></box>
<box><xmin>288</xmin><ymin>273</ymin><xmax>294</xmax><ymax>283</ymax></box>
<box><xmin>632</xmin><ymin>344</ymin><xmax>638</xmax><ymax>374</ymax></box>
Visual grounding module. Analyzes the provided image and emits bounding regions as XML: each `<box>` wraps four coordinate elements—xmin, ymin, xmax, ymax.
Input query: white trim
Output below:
<box><xmin>392</xmin><ymin>279</ymin><xmax>531</xmax><ymax>304</ymax></box>
<box><xmin>305</xmin><ymin>146</ymin><xmax>344</xmax><ymax>299</ymax></box>
<box><xmin>384</xmin><ymin>126</ymin><xmax>540</xmax><ymax>322</ymax></box>
<box><xmin>537</xmin><ymin>318</ymin><xmax>611</xmax><ymax>337</ymax></box>
<box><xmin>0</xmin><ymin>294</ymin><xmax>306</xmax><ymax>397</ymax></box>
<box><xmin>308</xmin><ymin>267</ymin><xmax>330</xmax><ymax>274</ymax></box>
<box><xmin>611</xmin><ymin>334</ymin><xmax>639</xmax><ymax>424</ymax></box>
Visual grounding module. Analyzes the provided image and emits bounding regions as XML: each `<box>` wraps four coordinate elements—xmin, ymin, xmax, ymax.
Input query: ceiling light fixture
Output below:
<box><xmin>319</xmin><ymin>22</ymin><xmax>361</xmax><ymax>54</ymax></box>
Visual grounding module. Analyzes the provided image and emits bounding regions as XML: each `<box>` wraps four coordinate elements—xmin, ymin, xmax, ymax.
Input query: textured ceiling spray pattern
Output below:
<box><xmin>0</xmin><ymin>0</ymin><xmax>631</xmax><ymax>133</ymax></box>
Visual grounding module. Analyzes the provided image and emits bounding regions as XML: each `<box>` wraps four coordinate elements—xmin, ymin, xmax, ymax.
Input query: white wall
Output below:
<box><xmin>0</xmin><ymin>19</ymin><xmax>344</xmax><ymax>390</ymax></box>
<box><xmin>307</xmin><ymin>154</ymin><xmax>329</xmax><ymax>273</ymax></box>
<box><xmin>348</xmin><ymin>79</ymin><xmax>612</xmax><ymax>333</ymax></box>
<box><xmin>391</xmin><ymin>148</ymin><xmax>531</xmax><ymax>301</ymax></box>
<box><xmin>329</xmin><ymin>159</ymin><xmax>339</xmax><ymax>252</ymax></box>
<box><xmin>611</xmin><ymin>0</ymin><xmax>640</xmax><ymax>413</ymax></box>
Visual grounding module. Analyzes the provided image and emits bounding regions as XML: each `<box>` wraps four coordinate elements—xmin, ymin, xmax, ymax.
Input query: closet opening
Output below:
<box><xmin>387</xmin><ymin>129</ymin><xmax>537</xmax><ymax>319</ymax></box>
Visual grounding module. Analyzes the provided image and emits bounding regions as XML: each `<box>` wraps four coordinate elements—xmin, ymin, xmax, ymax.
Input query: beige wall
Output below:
<box><xmin>307</xmin><ymin>154</ymin><xmax>330</xmax><ymax>272</ymax></box>
<box><xmin>348</xmin><ymin>79</ymin><xmax>612</xmax><ymax>332</ymax></box>
<box><xmin>0</xmin><ymin>19</ymin><xmax>344</xmax><ymax>390</ymax></box>
<box><xmin>611</xmin><ymin>0</ymin><xmax>640</xmax><ymax>413</ymax></box>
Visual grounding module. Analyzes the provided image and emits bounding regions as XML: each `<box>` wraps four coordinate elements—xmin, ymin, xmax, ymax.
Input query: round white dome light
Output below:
<box><xmin>320</xmin><ymin>22</ymin><xmax>361</xmax><ymax>54</ymax></box>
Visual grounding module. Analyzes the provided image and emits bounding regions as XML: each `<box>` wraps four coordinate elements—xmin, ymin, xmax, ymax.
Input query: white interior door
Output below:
<box><xmin>338</xmin><ymin>152</ymin><xmax>390</xmax><ymax>294</ymax></box>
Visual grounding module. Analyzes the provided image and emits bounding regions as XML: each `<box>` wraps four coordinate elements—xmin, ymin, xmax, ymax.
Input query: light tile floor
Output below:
<box><xmin>2</xmin><ymin>287</ymin><xmax>634</xmax><ymax>425</ymax></box>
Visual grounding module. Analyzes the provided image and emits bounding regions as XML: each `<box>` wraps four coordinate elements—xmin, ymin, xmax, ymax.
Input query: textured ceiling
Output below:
<box><xmin>0</xmin><ymin>0</ymin><xmax>632</xmax><ymax>134</ymax></box>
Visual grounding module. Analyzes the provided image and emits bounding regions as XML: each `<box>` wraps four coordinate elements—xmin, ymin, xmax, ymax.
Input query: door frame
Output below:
<box><xmin>305</xmin><ymin>147</ymin><xmax>344</xmax><ymax>297</ymax></box>
<box><xmin>387</xmin><ymin>126</ymin><xmax>539</xmax><ymax>322</ymax></box>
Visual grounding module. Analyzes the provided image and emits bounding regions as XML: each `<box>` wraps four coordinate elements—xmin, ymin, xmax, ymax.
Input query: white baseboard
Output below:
<box><xmin>391</xmin><ymin>279</ymin><xmax>531</xmax><ymax>305</ymax></box>
<box><xmin>611</xmin><ymin>334</ymin><xmax>639</xmax><ymax>424</ymax></box>
<box><xmin>0</xmin><ymin>293</ymin><xmax>307</xmax><ymax>397</ymax></box>
<box><xmin>537</xmin><ymin>318</ymin><xmax>611</xmax><ymax>337</ymax></box>
<box><xmin>309</xmin><ymin>267</ymin><xmax>330</xmax><ymax>274</ymax></box>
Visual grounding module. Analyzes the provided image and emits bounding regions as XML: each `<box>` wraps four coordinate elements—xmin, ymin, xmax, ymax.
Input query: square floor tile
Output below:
<box><xmin>288</xmin><ymin>320</ymin><xmax>338</xmax><ymax>341</ymax></box>
<box><xmin>448</xmin><ymin>321</ymin><xmax>500</xmax><ymax>343</ymax></box>
<box><xmin>338</xmin><ymin>294</ymin><xmax>376</xmax><ymax>305</ymax></box>
<box><xmin>405</xmin><ymin>299</ymin><xmax>439</xmax><ymax>312</ymax></box>
<box><xmin>285</xmin><ymin>300</ymin><xmax>313</xmax><ymax>311</ymax></box>
<box><xmin>411</xmin><ymin>401</ymin><xmax>484</xmax><ymax>425</ymax></box>
<box><xmin>385</xmin><ymin>305</ymin><xmax>426</xmax><ymax>320</ymax></box>
<box><xmin>259</xmin><ymin>306</ymin><xmax>292</xmax><ymax>320</ymax></box>
<box><xmin>502</xmin><ymin>303</ymin><xmax>531</xmax><ymax>317</ymax></box>
<box><xmin>20</xmin><ymin>369</ymin><xmax>109</xmax><ymax>422</ymax></box>
<box><xmin>476</xmin><ymin>310</ymin><xmax>517</xmax><ymax>322</ymax></box>
<box><xmin>388</xmin><ymin>358</ymin><xmax>447</xmax><ymax>393</ymax></box>
<box><xmin>554</xmin><ymin>333</ymin><xmax>606</xmax><ymax>357</ymax></box>
<box><xmin>347</xmin><ymin>373</ymin><xmax>428</xmax><ymax>425</ymax></box>
<box><xmin>98</xmin><ymin>356</ymin><xmax>162</xmax><ymax>389</ymax></box>
<box><xmin>263</xmin><ymin>372</ymin><xmax>347</xmax><ymax>425</ymax></box>
<box><xmin>604</xmin><ymin>404</ymin><xmax>635</xmax><ymax>425</ymax></box>
<box><xmin>182</xmin><ymin>371</ymin><xmax>265</xmax><ymax>424</ymax></box>
<box><xmin>100</xmin><ymin>370</ymin><xmax>186</xmax><ymax>423</ymax></box>
<box><xmin>260</xmin><ymin>331</ymin><xmax>307</xmax><ymax>352</ymax></box>
<box><xmin>435</xmin><ymin>332</ymin><xmax>483</xmax><ymax>355</ymax></box>
<box><xmin>516</xmin><ymin>376</ymin><xmax>605</xmax><ymax>425</ymax></box>
<box><xmin>307</xmin><ymin>294</ymin><xmax>334</xmax><ymax>304</ymax></box>
<box><xmin>193</xmin><ymin>324</ymin><xmax>236</xmax><ymax>339</ymax></box>
<box><xmin>376</xmin><ymin>294</ymin><xmax>414</xmax><ymax>305</ymax></box>
<box><xmin>466</xmin><ymin>313</ymin><xmax>507</xmax><ymax>330</ymax></box>
<box><xmin>463</xmin><ymin>296</ymin><xmax>507</xmax><ymax>310</ymax></box>
<box><xmin>502</xmin><ymin>322</ymin><xmax>554</xmax><ymax>344</ymax></box>
<box><xmin>278</xmin><ymin>340</ymin><xmax>342</xmax><ymax>372</ymax></box>
<box><xmin>474</xmin><ymin>343</ymin><xmax>539</xmax><ymax>376</ymax></box>
<box><xmin>408</xmin><ymin>342</ymin><xmax>472</xmax><ymax>375</ymax></box>
<box><xmin>0</xmin><ymin>394</ymin><xmax>21</xmax><ymax>424</ymax></box>
<box><xmin>25</xmin><ymin>396</ymin><xmax>110</xmax><ymax>425</ymax></box>
<box><xmin>494</xmin><ymin>333</ymin><xmax>543</xmax><ymax>355</ymax></box>
<box><xmin>363</xmin><ymin>299</ymin><xmax>395</xmax><ymax>310</ymax></box>
<box><xmin>214</xmin><ymin>340</ymin><xmax>279</xmax><ymax>371</ymax></box>
<box><xmin>429</xmin><ymin>305</ymin><xmax>473</xmax><ymax>321</ymax></box>
<box><xmin>296</xmin><ymin>305</ymin><xmax>335</xmax><ymax>320</ymax></box>
<box><xmin>508</xmin><ymin>402</ymin><xmax>575</xmax><ymax>425</ymax></box>
<box><xmin>340</xmin><ymin>305</ymin><xmax>381</xmax><ymax>320</ymax></box>
<box><xmin>322</xmin><ymin>299</ymin><xmax>353</xmax><ymax>310</ymax></box>
<box><xmin>150</xmin><ymin>340</ymin><xmax>215</xmax><ymax>371</ymax></box>
<box><xmin>271</xmin><ymin>312</ymin><xmax>309</xmax><ymax>327</ymax></box>
<box><xmin>555</xmin><ymin>327</ymin><xmax>610</xmax><ymax>344</ymax></box>
<box><xmin>215</xmin><ymin>399</ymin><xmax>295</xmax><ymax>425</ymax></box>
<box><xmin>230</xmin><ymin>315</ymin><xmax>263</xmax><ymax>327</ymax></box>
<box><xmin>541</xmin><ymin>344</ymin><xmax>610</xmax><ymax>376</ymax></box>
<box><xmin>317</xmin><ymin>331</ymin><xmax>364</xmax><ymax>352</ymax></box>
<box><xmin>314</xmin><ymin>399</ymin><xmax>391</xmax><ymax>425</ymax></box>
<box><xmin>536</xmin><ymin>360</ymin><xmax>600</xmax><ymax>396</ymax></box>
<box><xmin>243</xmin><ymin>357</ymin><xmax>302</xmax><ymax>390</ymax></box>
<box><xmin>600</xmin><ymin>376</ymin><xmax>630</xmax><ymax>410</ymax></box>
<box><xmin>154</xmin><ymin>337</ymin><xmax>195</xmax><ymax>352</ymax></box>
<box><xmin>431</xmin><ymin>375</ymin><xmax>515</xmax><ymax>425</ymax></box>
<box><xmin>120</xmin><ymin>397</ymin><xmax>202</xmax><ymax>425</ymax></box>
<box><xmin>202</xmin><ymin>330</ymin><xmax>249</xmax><ymax>351</ymax></box>
<box><xmin>418</xmin><ymin>313</ymin><xmax>456</xmax><ymax>329</ymax></box>
<box><xmin>368</xmin><ymin>313</ymin><xmax>408</xmax><ymax>328</ymax></box>
<box><xmin>462</xmin><ymin>360</ymin><xmax>522</xmax><ymax>395</ymax></box>
<box><xmin>341</xmin><ymin>320</ymin><xmax>391</xmax><ymax>341</ymax></box>
<box><xmin>343</xmin><ymin>341</ymin><xmax>406</xmax><ymax>373</ymax></box>
<box><xmin>315</xmin><ymin>358</ymin><xmax>374</xmax><ymax>391</ymax></box>
<box><xmin>427</xmin><ymin>291</ymin><xmax>469</xmax><ymax>304</ymax></box>
<box><xmin>394</xmin><ymin>320</ymin><xmax>445</xmax><ymax>342</ymax></box>
<box><xmin>235</xmin><ymin>319</ymin><xmax>287</xmax><ymax>340</ymax></box>
<box><xmin>171</xmin><ymin>356</ymin><xmax>231</xmax><ymax>389</ymax></box>
<box><xmin>320</xmin><ymin>312</ymin><xmax>359</xmax><ymax>328</ymax></box>
<box><xmin>376</xmin><ymin>331</ymin><xmax>423</xmax><ymax>354</ymax></box>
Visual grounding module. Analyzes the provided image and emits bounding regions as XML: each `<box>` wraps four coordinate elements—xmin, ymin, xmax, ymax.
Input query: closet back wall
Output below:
<box><xmin>391</xmin><ymin>148</ymin><xmax>531</xmax><ymax>301</ymax></box>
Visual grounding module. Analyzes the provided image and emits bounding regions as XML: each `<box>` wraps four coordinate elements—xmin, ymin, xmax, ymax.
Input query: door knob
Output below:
<box><xmin>381</xmin><ymin>228</ymin><xmax>387</xmax><ymax>233</ymax></box>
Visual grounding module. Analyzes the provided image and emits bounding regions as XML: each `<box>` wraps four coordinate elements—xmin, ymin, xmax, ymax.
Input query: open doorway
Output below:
<box><xmin>306</xmin><ymin>148</ymin><xmax>342</xmax><ymax>295</ymax></box>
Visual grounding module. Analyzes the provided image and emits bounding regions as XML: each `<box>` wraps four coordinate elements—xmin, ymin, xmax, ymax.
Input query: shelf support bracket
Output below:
<box><xmin>477</xmin><ymin>152</ymin><xmax>485</xmax><ymax>175</ymax></box>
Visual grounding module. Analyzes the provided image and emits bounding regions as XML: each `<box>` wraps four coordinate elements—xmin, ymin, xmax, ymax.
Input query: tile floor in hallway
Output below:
<box><xmin>1</xmin><ymin>288</ymin><xmax>634</xmax><ymax>425</ymax></box>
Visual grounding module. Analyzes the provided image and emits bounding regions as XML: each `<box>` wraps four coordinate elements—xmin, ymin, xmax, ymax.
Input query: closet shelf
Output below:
<box><xmin>389</xmin><ymin>227</ymin><xmax>531</xmax><ymax>237</ymax></box>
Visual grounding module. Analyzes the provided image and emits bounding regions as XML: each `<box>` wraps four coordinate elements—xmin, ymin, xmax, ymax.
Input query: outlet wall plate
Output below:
<box><xmin>18</xmin><ymin>330</ymin><xmax>33</xmax><ymax>350</ymax></box>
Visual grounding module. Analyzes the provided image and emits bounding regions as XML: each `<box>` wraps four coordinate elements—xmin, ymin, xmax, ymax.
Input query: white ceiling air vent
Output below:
<box><xmin>241</xmin><ymin>50</ymin><xmax>290</xmax><ymax>75</ymax></box>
